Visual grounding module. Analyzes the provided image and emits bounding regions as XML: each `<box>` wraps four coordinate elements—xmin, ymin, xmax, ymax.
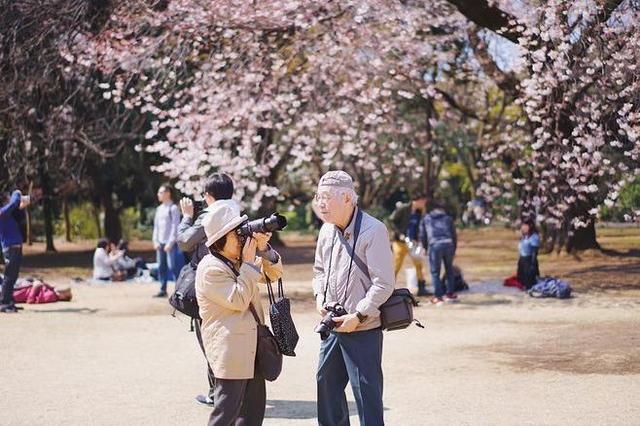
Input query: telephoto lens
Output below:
<box><xmin>236</xmin><ymin>213</ymin><xmax>287</xmax><ymax>237</ymax></box>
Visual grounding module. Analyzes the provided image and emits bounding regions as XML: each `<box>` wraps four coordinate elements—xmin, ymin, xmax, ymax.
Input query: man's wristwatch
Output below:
<box><xmin>355</xmin><ymin>311</ymin><xmax>368</xmax><ymax>323</ymax></box>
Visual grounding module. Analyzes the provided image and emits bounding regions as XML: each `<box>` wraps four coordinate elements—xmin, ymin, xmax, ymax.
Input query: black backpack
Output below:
<box><xmin>169</xmin><ymin>264</ymin><xmax>200</xmax><ymax>319</ymax></box>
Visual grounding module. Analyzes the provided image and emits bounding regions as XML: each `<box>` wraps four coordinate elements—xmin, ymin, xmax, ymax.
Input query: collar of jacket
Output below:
<box><xmin>336</xmin><ymin>206</ymin><xmax>358</xmax><ymax>241</ymax></box>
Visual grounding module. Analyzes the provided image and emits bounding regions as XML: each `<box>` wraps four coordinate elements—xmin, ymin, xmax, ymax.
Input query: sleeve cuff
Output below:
<box><xmin>355</xmin><ymin>300</ymin><xmax>379</xmax><ymax>317</ymax></box>
<box><xmin>241</xmin><ymin>262</ymin><xmax>261</xmax><ymax>275</ymax></box>
<box><xmin>256</xmin><ymin>245</ymin><xmax>280</xmax><ymax>264</ymax></box>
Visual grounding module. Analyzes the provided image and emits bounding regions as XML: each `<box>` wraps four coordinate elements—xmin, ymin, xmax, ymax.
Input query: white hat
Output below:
<box><xmin>202</xmin><ymin>200</ymin><xmax>248</xmax><ymax>248</ymax></box>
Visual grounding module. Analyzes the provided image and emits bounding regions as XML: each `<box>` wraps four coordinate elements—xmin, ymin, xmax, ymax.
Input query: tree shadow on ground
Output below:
<box><xmin>28</xmin><ymin>307</ymin><xmax>101</xmax><ymax>314</ymax></box>
<box><xmin>562</xmin><ymin>263</ymin><xmax>640</xmax><ymax>291</ymax></box>
<box><xmin>265</xmin><ymin>400</ymin><xmax>364</xmax><ymax>419</ymax></box>
<box><xmin>276</xmin><ymin>245</ymin><xmax>316</xmax><ymax>265</ymax></box>
<box><xmin>600</xmin><ymin>248</ymin><xmax>640</xmax><ymax>258</ymax></box>
<box><xmin>21</xmin><ymin>248</ymin><xmax>156</xmax><ymax>269</ymax></box>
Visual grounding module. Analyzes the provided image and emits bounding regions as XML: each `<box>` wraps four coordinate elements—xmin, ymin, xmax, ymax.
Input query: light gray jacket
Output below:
<box><xmin>312</xmin><ymin>208</ymin><xmax>395</xmax><ymax>331</ymax></box>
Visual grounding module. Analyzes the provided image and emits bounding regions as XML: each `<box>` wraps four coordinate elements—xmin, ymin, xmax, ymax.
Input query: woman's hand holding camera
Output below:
<box><xmin>241</xmin><ymin>235</ymin><xmax>258</xmax><ymax>263</ymax></box>
<box><xmin>252</xmin><ymin>232</ymin><xmax>272</xmax><ymax>251</ymax></box>
<box><xmin>241</xmin><ymin>231</ymin><xmax>272</xmax><ymax>266</ymax></box>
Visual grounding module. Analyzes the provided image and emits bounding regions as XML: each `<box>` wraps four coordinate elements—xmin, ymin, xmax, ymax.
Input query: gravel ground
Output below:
<box><xmin>1</xmin><ymin>278</ymin><xmax>639</xmax><ymax>426</ymax></box>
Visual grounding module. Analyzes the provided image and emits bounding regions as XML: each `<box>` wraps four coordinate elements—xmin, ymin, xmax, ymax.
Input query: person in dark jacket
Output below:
<box><xmin>177</xmin><ymin>173</ymin><xmax>234</xmax><ymax>407</ymax></box>
<box><xmin>0</xmin><ymin>190</ymin><xmax>30</xmax><ymax>313</ymax></box>
<box><xmin>420</xmin><ymin>201</ymin><xmax>458</xmax><ymax>305</ymax></box>
<box><xmin>517</xmin><ymin>217</ymin><xmax>540</xmax><ymax>289</ymax></box>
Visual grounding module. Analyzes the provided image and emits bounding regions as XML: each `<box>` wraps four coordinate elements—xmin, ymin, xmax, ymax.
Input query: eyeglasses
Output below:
<box><xmin>314</xmin><ymin>193</ymin><xmax>333</xmax><ymax>202</ymax></box>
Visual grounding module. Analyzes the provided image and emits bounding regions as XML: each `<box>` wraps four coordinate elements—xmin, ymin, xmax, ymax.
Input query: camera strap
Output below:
<box><xmin>211</xmin><ymin>252</ymin><xmax>265</xmax><ymax>326</ymax></box>
<box><xmin>211</xmin><ymin>251</ymin><xmax>240</xmax><ymax>277</ymax></box>
<box><xmin>322</xmin><ymin>208</ymin><xmax>363</xmax><ymax>306</ymax></box>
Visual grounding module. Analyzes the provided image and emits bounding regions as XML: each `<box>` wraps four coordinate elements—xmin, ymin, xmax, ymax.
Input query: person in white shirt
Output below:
<box><xmin>152</xmin><ymin>184</ymin><xmax>182</xmax><ymax>297</ymax></box>
<box><xmin>92</xmin><ymin>238</ymin><xmax>124</xmax><ymax>281</ymax></box>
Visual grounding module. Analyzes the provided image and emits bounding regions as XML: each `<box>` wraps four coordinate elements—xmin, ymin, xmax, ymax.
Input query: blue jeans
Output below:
<box><xmin>429</xmin><ymin>243</ymin><xmax>455</xmax><ymax>298</ymax></box>
<box><xmin>156</xmin><ymin>244</ymin><xmax>183</xmax><ymax>293</ymax></box>
<box><xmin>1</xmin><ymin>245</ymin><xmax>22</xmax><ymax>306</ymax></box>
<box><xmin>317</xmin><ymin>328</ymin><xmax>384</xmax><ymax>426</ymax></box>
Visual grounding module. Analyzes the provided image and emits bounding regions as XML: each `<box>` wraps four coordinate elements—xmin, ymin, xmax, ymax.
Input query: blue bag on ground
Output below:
<box><xmin>528</xmin><ymin>277</ymin><xmax>572</xmax><ymax>299</ymax></box>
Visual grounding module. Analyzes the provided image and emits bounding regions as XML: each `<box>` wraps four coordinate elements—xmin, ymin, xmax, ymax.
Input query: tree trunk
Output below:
<box><xmin>567</xmin><ymin>220</ymin><xmax>600</xmax><ymax>252</ymax></box>
<box><xmin>26</xmin><ymin>208</ymin><xmax>33</xmax><ymax>245</ymax></box>
<box><xmin>423</xmin><ymin>99</ymin><xmax>437</xmax><ymax>204</ymax></box>
<box><xmin>38</xmin><ymin>161</ymin><xmax>56</xmax><ymax>252</ymax></box>
<box><xmin>63</xmin><ymin>197</ymin><xmax>72</xmax><ymax>242</ymax></box>
<box><xmin>26</xmin><ymin>181</ymin><xmax>34</xmax><ymax>245</ymax></box>
<box><xmin>92</xmin><ymin>202</ymin><xmax>103</xmax><ymax>237</ymax></box>
<box><xmin>102</xmin><ymin>191</ymin><xmax>122</xmax><ymax>242</ymax></box>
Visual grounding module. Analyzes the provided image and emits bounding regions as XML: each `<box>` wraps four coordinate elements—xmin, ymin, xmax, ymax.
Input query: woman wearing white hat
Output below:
<box><xmin>195</xmin><ymin>199</ymin><xmax>283</xmax><ymax>426</ymax></box>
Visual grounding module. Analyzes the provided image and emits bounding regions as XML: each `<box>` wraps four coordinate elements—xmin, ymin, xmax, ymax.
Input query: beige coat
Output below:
<box><xmin>195</xmin><ymin>253</ymin><xmax>283</xmax><ymax>380</ymax></box>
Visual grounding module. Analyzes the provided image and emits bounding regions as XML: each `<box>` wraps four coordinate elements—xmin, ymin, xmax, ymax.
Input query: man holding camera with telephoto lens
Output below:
<box><xmin>312</xmin><ymin>171</ymin><xmax>395</xmax><ymax>426</ymax></box>
<box><xmin>177</xmin><ymin>173</ymin><xmax>234</xmax><ymax>407</ymax></box>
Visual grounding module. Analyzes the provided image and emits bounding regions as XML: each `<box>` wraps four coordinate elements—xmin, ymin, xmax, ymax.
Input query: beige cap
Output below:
<box><xmin>318</xmin><ymin>170</ymin><xmax>355</xmax><ymax>190</ymax></box>
<box><xmin>202</xmin><ymin>200</ymin><xmax>248</xmax><ymax>247</ymax></box>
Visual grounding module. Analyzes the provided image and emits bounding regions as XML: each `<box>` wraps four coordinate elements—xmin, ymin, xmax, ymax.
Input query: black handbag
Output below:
<box><xmin>266</xmin><ymin>278</ymin><xmax>299</xmax><ymax>356</ymax></box>
<box><xmin>249</xmin><ymin>303</ymin><xmax>283</xmax><ymax>381</ymax></box>
<box><xmin>379</xmin><ymin>288</ymin><xmax>424</xmax><ymax>331</ymax></box>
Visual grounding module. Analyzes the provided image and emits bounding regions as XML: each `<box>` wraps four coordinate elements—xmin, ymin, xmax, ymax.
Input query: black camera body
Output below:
<box><xmin>314</xmin><ymin>303</ymin><xmax>349</xmax><ymax>340</ymax></box>
<box><xmin>193</xmin><ymin>200</ymin><xmax>206</xmax><ymax>218</ymax></box>
<box><xmin>236</xmin><ymin>213</ymin><xmax>287</xmax><ymax>237</ymax></box>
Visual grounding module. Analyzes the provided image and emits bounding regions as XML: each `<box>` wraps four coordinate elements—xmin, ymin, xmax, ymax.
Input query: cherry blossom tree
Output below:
<box><xmin>450</xmin><ymin>0</ymin><xmax>640</xmax><ymax>250</ymax></box>
<box><xmin>74</xmin><ymin>0</ymin><xmax>475</xmax><ymax>211</ymax></box>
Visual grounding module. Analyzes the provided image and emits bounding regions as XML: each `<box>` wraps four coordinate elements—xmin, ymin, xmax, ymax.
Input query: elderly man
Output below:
<box><xmin>312</xmin><ymin>170</ymin><xmax>395</xmax><ymax>426</ymax></box>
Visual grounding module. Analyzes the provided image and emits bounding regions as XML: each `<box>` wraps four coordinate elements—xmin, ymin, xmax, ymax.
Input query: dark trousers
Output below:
<box><xmin>1</xmin><ymin>245</ymin><xmax>22</xmax><ymax>306</ymax></box>
<box><xmin>428</xmin><ymin>243</ymin><xmax>455</xmax><ymax>298</ymax></box>
<box><xmin>194</xmin><ymin>318</ymin><xmax>216</xmax><ymax>399</ymax></box>
<box><xmin>517</xmin><ymin>255</ymin><xmax>539</xmax><ymax>289</ymax></box>
<box><xmin>208</xmin><ymin>376</ymin><xmax>266</xmax><ymax>426</ymax></box>
<box><xmin>317</xmin><ymin>328</ymin><xmax>384</xmax><ymax>426</ymax></box>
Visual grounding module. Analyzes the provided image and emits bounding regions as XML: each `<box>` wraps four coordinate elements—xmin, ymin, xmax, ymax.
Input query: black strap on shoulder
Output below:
<box><xmin>211</xmin><ymin>252</ymin><xmax>262</xmax><ymax>323</ymax></box>
<box><xmin>248</xmin><ymin>303</ymin><xmax>262</xmax><ymax>325</ymax></box>
<box><xmin>322</xmin><ymin>208</ymin><xmax>363</xmax><ymax>305</ymax></box>
<box><xmin>211</xmin><ymin>251</ymin><xmax>240</xmax><ymax>277</ymax></box>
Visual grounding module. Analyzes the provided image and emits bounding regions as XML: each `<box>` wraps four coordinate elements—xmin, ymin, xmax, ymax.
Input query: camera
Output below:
<box><xmin>314</xmin><ymin>303</ymin><xmax>349</xmax><ymax>340</ymax></box>
<box><xmin>236</xmin><ymin>213</ymin><xmax>288</xmax><ymax>237</ymax></box>
<box><xmin>193</xmin><ymin>200</ymin><xmax>206</xmax><ymax>218</ymax></box>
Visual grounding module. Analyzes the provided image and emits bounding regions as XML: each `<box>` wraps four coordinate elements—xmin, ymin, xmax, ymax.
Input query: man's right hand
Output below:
<box><xmin>153</xmin><ymin>243</ymin><xmax>160</xmax><ymax>251</ymax></box>
<box><xmin>180</xmin><ymin>197</ymin><xmax>194</xmax><ymax>218</ymax></box>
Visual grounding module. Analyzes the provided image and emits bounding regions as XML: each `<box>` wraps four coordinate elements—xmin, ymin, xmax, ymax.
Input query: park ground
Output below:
<box><xmin>1</xmin><ymin>226</ymin><xmax>639</xmax><ymax>425</ymax></box>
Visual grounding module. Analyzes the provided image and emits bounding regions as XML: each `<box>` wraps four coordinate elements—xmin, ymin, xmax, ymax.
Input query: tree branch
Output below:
<box><xmin>445</xmin><ymin>0</ymin><xmax>522</xmax><ymax>44</ymax></box>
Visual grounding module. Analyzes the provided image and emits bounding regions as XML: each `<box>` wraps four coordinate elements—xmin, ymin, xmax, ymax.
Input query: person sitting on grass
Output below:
<box><xmin>92</xmin><ymin>238</ymin><xmax>124</xmax><ymax>281</ymax></box>
<box><xmin>114</xmin><ymin>239</ymin><xmax>147</xmax><ymax>279</ymax></box>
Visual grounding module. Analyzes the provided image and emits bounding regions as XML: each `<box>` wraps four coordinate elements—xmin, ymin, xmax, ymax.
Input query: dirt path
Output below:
<box><xmin>2</xmin><ymin>227</ymin><xmax>639</xmax><ymax>425</ymax></box>
<box><xmin>1</xmin><ymin>279</ymin><xmax>639</xmax><ymax>426</ymax></box>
